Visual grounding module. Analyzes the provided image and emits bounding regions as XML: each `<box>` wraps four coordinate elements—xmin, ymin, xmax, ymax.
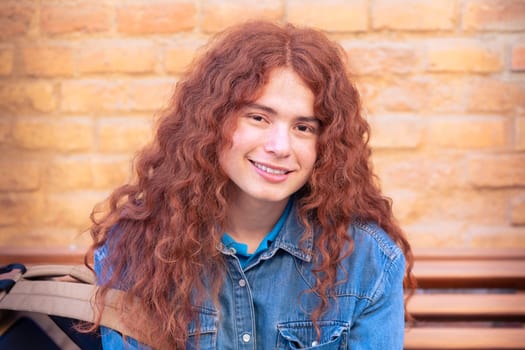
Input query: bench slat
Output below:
<box><xmin>408</xmin><ymin>293</ymin><xmax>525</xmax><ymax>318</ymax></box>
<box><xmin>414</xmin><ymin>260</ymin><xmax>525</xmax><ymax>279</ymax></box>
<box><xmin>414</xmin><ymin>248</ymin><xmax>525</xmax><ymax>260</ymax></box>
<box><xmin>414</xmin><ymin>259</ymin><xmax>525</xmax><ymax>288</ymax></box>
<box><xmin>404</xmin><ymin>328</ymin><xmax>525</xmax><ymax>349</ymax></box>
<box><xmin>0</xmin><ymin>247</ymin><xmax>86</xmax><ymax>265</ymax></box>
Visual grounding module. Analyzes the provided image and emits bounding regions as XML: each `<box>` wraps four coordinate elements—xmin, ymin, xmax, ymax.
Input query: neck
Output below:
<box><xmin>224</xmin><ymin>194</ymin><xmax>288</xmax><ymax>253</ymax></box>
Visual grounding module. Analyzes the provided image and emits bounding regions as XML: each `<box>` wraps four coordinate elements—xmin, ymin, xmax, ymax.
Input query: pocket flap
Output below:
<box><xmin>277</xmin><ymin>320</ymin><xmax>349</xmax><ymax>349</ymax></box>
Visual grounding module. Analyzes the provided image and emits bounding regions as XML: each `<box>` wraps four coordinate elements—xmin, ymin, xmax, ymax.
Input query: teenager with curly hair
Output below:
<box><xmin>89</xmin><ymin>21</ymin><xmax>415</xmax><ymax>349</ymax></box>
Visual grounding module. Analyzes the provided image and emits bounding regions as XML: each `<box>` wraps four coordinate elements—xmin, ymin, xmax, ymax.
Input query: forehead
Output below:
<box><xmin>249</xmin><ymin>68</ymin><xmax>315</xmax><ymax>115</ymax></box>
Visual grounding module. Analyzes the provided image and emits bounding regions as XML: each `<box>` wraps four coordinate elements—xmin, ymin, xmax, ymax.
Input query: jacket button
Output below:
<box><xmin>242</xmin><ymin>333</ymin><xmax>251</xmax><ymax>343</ymax></box>
<box><xmin>238</xmin><ymin>279</ymin><xmax>246</xmax><ymax>287</ymax></box>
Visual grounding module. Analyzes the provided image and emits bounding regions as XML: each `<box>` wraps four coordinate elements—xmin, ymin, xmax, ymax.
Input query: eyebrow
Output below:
<box><xmin>246</xmin><ymin>103</ymin><xmax>319</xmax><ymax>124</ymax></box>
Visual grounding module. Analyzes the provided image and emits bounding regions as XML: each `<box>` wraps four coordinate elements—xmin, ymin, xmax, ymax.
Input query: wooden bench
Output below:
<box><xmin>405</xmin><ymin>248</ymin><xmax>525</xmax><ymax>350</ymax></box>
<box><xmin>1</xmin><ymin>246</ymin><xmax>525</xmax><ymax>349</ymax></box>
<box><xmin>0</xmin><ymin>247</ymin><xmax>86</xmax><ymax>265</ymax></box>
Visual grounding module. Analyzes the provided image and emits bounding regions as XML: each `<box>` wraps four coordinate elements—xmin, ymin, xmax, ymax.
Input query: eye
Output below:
<box><xmin>296</xmin><ymin>124</ymin><xmax>311</xmax><ymax>132</ymax></box>
<box><xmin>250</xmin><ymin>114</ymin><xmax>265</xmax><ymax>122</ymax></box>
<box><xmin>246</xmin><ymin>114</ymin><xmax>269</xmax><ymax>125</ymax></box>
<box><xmin>295</xmin><ymin>123</ymin><xmax>318</xmax><ymax>134</ymax></box>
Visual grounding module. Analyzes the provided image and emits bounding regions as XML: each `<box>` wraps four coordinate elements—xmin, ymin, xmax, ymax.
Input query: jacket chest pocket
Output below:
<box><xmin>186</xmin><ymin>308</ymin><xmax>218</xmax><ymax>350</ymax></box>
<box><xmin>276</xmin><ymin>320</ymin><xmax>349</xmax><ymax>350</ymax></box>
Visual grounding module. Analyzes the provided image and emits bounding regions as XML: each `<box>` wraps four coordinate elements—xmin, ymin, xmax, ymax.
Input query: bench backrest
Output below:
<box><xmin>1</xmin><ymin>246</ymin><xmax>525</xmax><ymax>349</ymax></box>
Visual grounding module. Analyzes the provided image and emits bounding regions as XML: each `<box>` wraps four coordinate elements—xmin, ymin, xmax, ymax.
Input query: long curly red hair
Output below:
<box><xmin>88</xmin><ymin>21</ymin><xmax>415</xmax><ymax>348</ymax></box>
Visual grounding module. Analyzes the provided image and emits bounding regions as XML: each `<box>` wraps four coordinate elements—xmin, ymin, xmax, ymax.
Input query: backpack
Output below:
<box><xmin>0</xmin><ymin>263</ymin><xmax>139</xmax><ymax>350</ymax></box>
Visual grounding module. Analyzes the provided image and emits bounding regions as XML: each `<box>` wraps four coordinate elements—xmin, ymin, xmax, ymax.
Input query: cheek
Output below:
<box><xmin>218</xmin><ymin>144</ymin><xmax>235</xmax><ymax>174</ymax></box>
<box><xmin>300</xmin><ymin>143</ymin><xmax>318</xmax><ymax>170</ymax></box>
<box><xmin>230</xmin><ymin>130</ymin><xmax>244</xmax><ymax>148</ymax></box>
<box><xmin>228</xmin><ymin>125</ymin><xmax>259</xmax><ymax>154</ymax></box>
<box><xmin>218</xmin><ymin>130</ymin><xmax>250</xmax><ymax>173</ymax></box>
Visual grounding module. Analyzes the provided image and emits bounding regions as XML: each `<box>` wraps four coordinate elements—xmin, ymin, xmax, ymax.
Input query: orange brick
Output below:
<box><xmin>470</xmin><ymin>227</ymin><xmax>525</xmax><ymax>248</ymax></box>
<box><xmin>468</xmin><ymin>155</ymin><xmax>525</xmax><ymax>187</ymax></box>
<box><xmin>165</xmin><ymin>41</ymin><xmax>204</xmax><ymax>74</ymax></box>
<box><xmin>0</xmin><ymin>119</ymin><xmax>10</xmax><ymax>142</ymax></box>
<box><xmin>398</xmin><ymin>190</ymin><xmax>509</xmax><ymax>227</ymax></box>
<box><xmin>129</xmin><ymin>79</ymin><xmax>175</xmax><ymax>111</ymax></box>
<box><xmin>91</xmin><ymin>158</ymin><xmax>131</xmax><ymax>189</ymax></box>
<box><xmin>60</xmin><ymin>80</ymin><xmax>115</xmax><ymax>113</ymax></box>
<box><xmin>12</xmin><ymin>118</ymin><xmax>94</xmax><ymax>152</ymax></box>
<box><xmin>41</xmin><ymin>3</ymin><xmax>111</xmax><ymax>34</ymax></box>
<box><xmin>117</xmin><ymin>2</ymin><xmax>196</xmax><ymax>34</ymax></box>
<box><xmin>78</xmin><ymin>40</ymin><xmax>157</xmax><ymax>74</ymax></box>
<box><xmin>368</xmin><ymin>115</ymin><xmax>423</xmax><ymax>149</ymax></box>
<box><xmin>0</xmin><ymin>196</ymin><xmax>23</xmax><ymax>225</ymax></box>
<box><xmin>427</xmin><ymin>117</ymin><xmax>507</xmax><ymax>149</ymax></box>
<box><xmin>427</xmin><ymin>41</ymin><xmax>502</xmax><ymax>73</ymax></box>
<box><xmin>441</xmin><ymin>191</ymin><xmax>509</xmax><ymax>226</ymax></box>
<box><xmin>372</xmin><ymin>0</ymin><xmax>456</xmax><ymax>31</ymax></box>
<box><xmin>354</xmin><ymin>79</ymin><xmax>377</xmax><ymax>110</ymax></box>
<box><xmin>45</xmin><ymin>157</ymin><xmax>92</xmax><ymax>190</ymax></box>
<box><xmin>44</xmin><ymin>191</ymin><xmax>104</xmax><ymax>227</ymax></box>
<box><xmin>428</xmin><ymin>77</ymin><xmax>468</xmax><ymax>113</ymax></box>
<box><xmin>370</xmin><ymin>77</ymin><xmax>428</xmax><ymax>112</ymax></box>
<box><xmin>374</xmin><ymin>153</ymin><xmax>466</xmax><ymax>191</ymax></box>
<box><xmin>0</xmin><ymin>82</ymin><xmax>56</xmax><ymax>113</ymax></box>
<box><xmin>61</xmin><ymin>79</ymin><xmax>174</xmax><ymax>112</ymax></box>
<box><xmin>511</xmin><ymin>196</ymin><xmax>525</xmax><ymax>225</ymax></box>
<box><xmin>21</xmin><ymin>45</ymin><xmax>74</xmax><ymax>77</ymax></box>
<box><xmin>0</xmin><ymin>1</ymin><xmax>35</xmax><ymax>39</ymax></box>
<box><xmin>43</xmin><ymin>156</ymin><xmax>131</xmax><ymax>190</ymax></box>
<box><xmin>202</xmin><ymin>0</ymin><xmax>282</xmax><ymax>32</ymax></box>
<box><xmin>0</xmin><ymin>193</ymin><xmax>43</xmax><ymax>226</ymax></box>
<box><xmin>463</xmin><ymin>0</ymin><xmax>525</xmax><ymax>31</ymax></box>
<box><xmin>287</xmin><ymin>0</ymin><xmax>367</xmax><ymax>32</ymax></box>
<box><xmin>511</xmin><ymin>45</ymin><xmax>525</xmax><ymax>71</ymax></box>
<box><xmin>517</xmin><ymin>117</ymin><xmax>525</xmax><ymax>150</ymax></box>
<box><xmin>0</xmin><ymin>161</ymin><xmax>40</xmax><ymax>191</ymax></box>
<box><xmin>467</xmin><ymin>78</ymin><xmax>525</xmax><ymax>114</ymax></box>
<box><xmin>71</xmin><ymin>233</ymin><xmax>92</xmax><ymax>250</ymax></box>
<box><xmin>0</xmin><ymin>47</ymin><xmax>14</xmax><ymax>75</ymax></box>
<box><xmin>404</xmin><ymin>223</ymin><xmax>467</xmax><ymax>248</ymax></box>
<box><xmin>386</xmin><ymin>189</ymin><xmax>419</xmax><ymax>224</ymax></box>
<box><xmin>98</xmin><ymin>118</ymin><xmax>153</xmax><ymax>153</ymax></box>
<box><xmin>344</xmin><ymin>45</ymin><xmax>422</xmax><ymax>75</ymax></box>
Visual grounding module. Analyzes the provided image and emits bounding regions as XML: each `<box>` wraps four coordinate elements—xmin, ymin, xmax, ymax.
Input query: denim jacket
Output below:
<box><xmin>95</xmin><ymin>204</ymin><xmax>406</xmax><ymax>349</ymax></box>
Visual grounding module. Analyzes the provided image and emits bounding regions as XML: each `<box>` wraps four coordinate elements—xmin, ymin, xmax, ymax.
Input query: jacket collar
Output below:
<box><xmin>270</xmin><ymin>201</ymin><xmax>314</xmax><ymax>262</ymax></box>
<box><xmin>215</xmin><ymin>200</ymin><xmax>314</xmax><ymax>263</ymax></box>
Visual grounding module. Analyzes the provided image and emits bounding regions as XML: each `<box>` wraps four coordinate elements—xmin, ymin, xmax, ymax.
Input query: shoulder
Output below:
<box><xmin>336</xmin><ymin>221</ymin><xmax>405</xmax><ymax>300</ymax></box>
<box><xmin>349</xmin><ymin>220</ymin><xmax>404</xmax><ymax>264</ymax></box>
<box><xmin>94</xmin><ymin>225</ymin><xmax>123</xmax><ymax>285</ymax></box>
<box><xmin>94</xmin><ymin>241</ymin><xmax>112</xmax><ymax>285</ymax></box>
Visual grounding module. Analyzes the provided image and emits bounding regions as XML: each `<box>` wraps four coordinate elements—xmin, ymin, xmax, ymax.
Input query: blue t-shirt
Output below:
<box><xmin>221</xmin><ymin>199</ymin><xmax>292</xmax><ymax>269</ymax></box>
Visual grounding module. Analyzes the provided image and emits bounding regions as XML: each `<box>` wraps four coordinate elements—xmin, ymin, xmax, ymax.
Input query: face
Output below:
<box><xmin>219</xmin><ymin>67</ymin><xmax>318</xmax><ymax>206</ymax></box>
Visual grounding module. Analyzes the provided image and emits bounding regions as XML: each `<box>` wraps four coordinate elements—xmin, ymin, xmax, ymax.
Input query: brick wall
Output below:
<box><xmin>0</xmin><ymin>0</ymin><xmax>524</xmax><ymax>251</ymax></box>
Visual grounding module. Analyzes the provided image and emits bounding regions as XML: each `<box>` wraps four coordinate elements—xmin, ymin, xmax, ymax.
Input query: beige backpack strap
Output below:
<box><xmin>0</xmin><ymin>264</ymin><xmax>147</xmax><ymax>346</ymax></box>
<box><xmin>22</xmin><ymin>264</ymin><xmax>95</xmax><ymax>285</ymax></box>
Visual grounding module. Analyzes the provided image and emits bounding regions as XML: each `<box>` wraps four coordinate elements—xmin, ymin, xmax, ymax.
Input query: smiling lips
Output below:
<box><xmin>250</xmin><ymin>160</ymin><xmax>291</xmax><ymax>176</ymax></box>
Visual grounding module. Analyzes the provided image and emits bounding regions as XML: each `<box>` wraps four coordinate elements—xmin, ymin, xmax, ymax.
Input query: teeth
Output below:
<box><xmin>253</xmin><ymin>162</ymin><xmax>287</xmax><ymax>175</ymax></box>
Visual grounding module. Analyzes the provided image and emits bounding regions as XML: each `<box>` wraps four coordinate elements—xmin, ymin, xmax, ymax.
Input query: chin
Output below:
<box><xmin>250</xmin><ymin>192</ymin><xmax>292</xmax><ymax>204</ymax></box>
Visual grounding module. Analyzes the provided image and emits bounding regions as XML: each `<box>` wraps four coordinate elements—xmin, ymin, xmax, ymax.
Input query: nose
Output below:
<box><xmin>264</xmin><ymin>125</ymin><xmax>291</xmax><ymax>158</ymax></box>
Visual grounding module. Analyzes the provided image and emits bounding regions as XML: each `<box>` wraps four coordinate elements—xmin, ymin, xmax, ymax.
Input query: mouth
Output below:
<box><xmin>250</xmin><ymin>160</ymin><xmax>291</xmax><ymax>175</ymax></box>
